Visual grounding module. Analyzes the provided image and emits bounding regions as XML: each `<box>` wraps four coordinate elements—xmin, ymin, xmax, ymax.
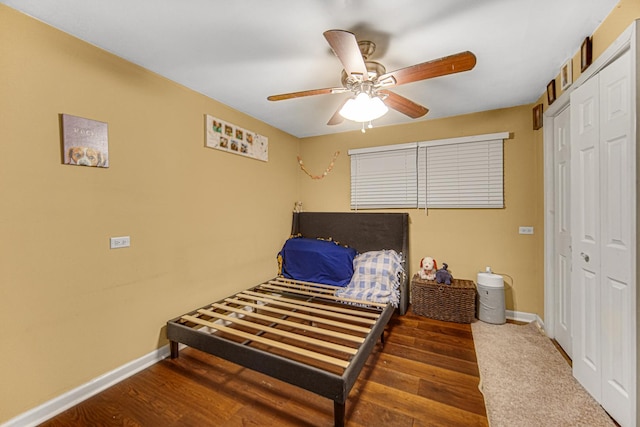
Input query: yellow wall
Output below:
<box><xmin>299</xmin><ymin>106</ymin><xmax>544</xmax><ymax>317</ymax></box>
<box><xmin>0</xmin><ymin>5</ymin><xmax>300</xmax><ymax>422</ymax></box>
<box><xmin>1</xmin><ymin>0</ymin><xmax>638</xmax><ymax>424</ymax></box>
<box><xmin>540</xmin><ymin>1</ymin><xmax>639</xmax><ymax>108</ymax></box>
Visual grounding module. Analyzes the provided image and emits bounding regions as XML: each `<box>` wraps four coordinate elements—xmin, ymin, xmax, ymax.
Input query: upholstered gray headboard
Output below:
<box><xmin>291</xmin><ymin>212</ymin><xmax>409</xmax><ymax>315</ymax></box>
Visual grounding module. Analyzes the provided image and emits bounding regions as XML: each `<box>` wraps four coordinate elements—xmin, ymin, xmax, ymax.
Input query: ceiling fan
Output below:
<box><xmin>267</xmin><ymin>29</ymin><xmax>477</xmax><ymax>129</ymax></box>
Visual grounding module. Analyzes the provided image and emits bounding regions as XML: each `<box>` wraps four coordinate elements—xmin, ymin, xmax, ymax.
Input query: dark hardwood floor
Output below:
<box><xmin>40</xmin><ymin>308</ymin><xmax>488</xmax><ymax>426</ymax></box>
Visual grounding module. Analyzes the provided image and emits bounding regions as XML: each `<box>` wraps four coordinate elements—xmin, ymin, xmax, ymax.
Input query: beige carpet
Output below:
<box><xmin>471</xmin><ymin>321</ymin><xmax>615</xmax><ymax>427</ymax></box>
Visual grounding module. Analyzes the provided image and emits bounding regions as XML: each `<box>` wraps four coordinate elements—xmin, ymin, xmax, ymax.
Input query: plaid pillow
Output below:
<box><xmin>335</xmin><ymin>250</ymin><xmax>403</xmax><ymax>306</ymax></box>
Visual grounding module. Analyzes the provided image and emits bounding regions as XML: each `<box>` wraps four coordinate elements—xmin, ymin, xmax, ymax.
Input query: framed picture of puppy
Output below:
<box><xmin>61</xmin><ymin>114</ymin><xmax>109</xmax><ymax>168</ymax></box>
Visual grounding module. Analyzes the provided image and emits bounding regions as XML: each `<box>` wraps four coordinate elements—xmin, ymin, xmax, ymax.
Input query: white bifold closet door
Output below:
<box><xmin>552</xmin><ymin>106</ymin><xmax>572</xmax><ymax>358</ymax></box>
<box><xmin>570</xmin><ymin>49</ymin><xmax>633</xmax><ymax>426</ymax></box>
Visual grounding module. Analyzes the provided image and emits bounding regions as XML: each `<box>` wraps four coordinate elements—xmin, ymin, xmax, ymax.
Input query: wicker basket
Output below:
<box><xmin>410</xmin><ymin>274</ymin><xmax>477</xmax><ymax>323</ymax></box>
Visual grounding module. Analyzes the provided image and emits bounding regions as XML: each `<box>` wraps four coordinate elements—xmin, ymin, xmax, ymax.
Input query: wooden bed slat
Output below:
<box><xmin>247</xmin><ymin>289</ymin><xmax>381</xmax><ymax>319</ymax></box>
<box><xmin>223</xmin><ymin>297</ymin><xmax>372</xmax><ymax>334</ymax></box>
<box><xmin>238</xmin><ymin>291</ymin><xmax>377</xmax><ymax>325</ymax></box>
<box><xmin>209</xmin><ymin>303</ymin><xmax>365</xmax><ymax>344</ymax></box>
<box><xmin>181</xmin><ymin>314</ymin><xmax>351</xmax><ymax>368</ymax></box>
<box><xmin>268</xmin><ymin>279</ymin><xmax>336</xmax><ymax>295</ymax></box>
<box><xmin>274</xmin><ymin>277</ymin><xmax>342</xmax><ymax>290</ymax></box>
<box><xmin>197</xmin><ymin>309</ymin><xmax>358</xmax><ymax>355</ymax></box>
<box><xmin>259</xmin><ymin>283</ymin><xmax>388</xmax><ymax>308</ymax></box>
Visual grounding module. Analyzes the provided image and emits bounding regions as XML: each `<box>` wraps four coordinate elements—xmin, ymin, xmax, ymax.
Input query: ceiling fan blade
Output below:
<box><xmin>323</xmin><ymin>30</ymin><xmax>368</xmax><ymax>77</ymax></box>
<box><xmin>267</xmin><ymin>87</ymin><xmax>346</xmax><ymax>101</ymax></box>
<box><xmin>327</xmin><ymin>98</ymin><xmax>348</xmax><ymax>125</ymax></box>
<box><xmin>379</xmin><ymin>51</ymin><xmax>477</xmax><ymax>86</ymax></box>
<box><xmin>380</xmin><ymin>90</ymin><xmax>429</xmax><ymax>118</ymax></box>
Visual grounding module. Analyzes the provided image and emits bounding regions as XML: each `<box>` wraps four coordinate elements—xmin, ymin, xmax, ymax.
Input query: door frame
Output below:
<box><xmin>543</xmin><ymin>22</ymin><xmax>636</xmax><ymax>340</ymax></box>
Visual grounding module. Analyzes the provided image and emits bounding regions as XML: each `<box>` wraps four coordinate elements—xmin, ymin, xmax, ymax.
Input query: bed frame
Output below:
<box><xmin>166</xmin><ymin>212</ymin><xmax>409</xmax><ymax>426</ymax></box>
<box><xmin>291</xmin><ymin>212</ymin><xmax>409</xmax><ymax>316</ymax></box>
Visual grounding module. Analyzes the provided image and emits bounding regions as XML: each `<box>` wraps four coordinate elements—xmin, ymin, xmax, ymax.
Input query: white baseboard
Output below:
<box><xmin>2</xmin><ymin>345</ymin><xmax>171</xmax><ymax>427</ymax></box>
<box><xmin>506</xmin><ymin>310</ymin><xmax>544</xmax><ymax>328</ymax></box>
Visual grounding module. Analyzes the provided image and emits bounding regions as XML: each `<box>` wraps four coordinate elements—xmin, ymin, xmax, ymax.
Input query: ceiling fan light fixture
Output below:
<box><xmin>339</xmin><ymin>92</ymin><xmax>388</xmax><ymax>123</ymax></box>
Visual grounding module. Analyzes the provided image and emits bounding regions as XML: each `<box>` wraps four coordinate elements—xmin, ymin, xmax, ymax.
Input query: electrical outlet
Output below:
<box><xmin>519</xmin><ymin>226</ymin><xmax>534</xmax><ymax>235</ymax></box>
<box><xmin>110</xmin><ymin>236</ymin><xmax>130</xmax><ymax>249</ymax></box>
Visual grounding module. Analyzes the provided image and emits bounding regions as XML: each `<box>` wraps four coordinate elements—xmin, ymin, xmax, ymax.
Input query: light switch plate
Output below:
<box><xmin>110</xmin><ymin>236</ymin><xmax>130</xmax><ymax>249</ymax></box>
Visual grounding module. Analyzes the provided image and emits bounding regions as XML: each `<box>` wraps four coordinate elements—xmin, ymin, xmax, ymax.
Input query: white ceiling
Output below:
<box><xmin>2</xmin><ymin>0</ymin><xmax>618</xmax><ymax>138</ymax></box>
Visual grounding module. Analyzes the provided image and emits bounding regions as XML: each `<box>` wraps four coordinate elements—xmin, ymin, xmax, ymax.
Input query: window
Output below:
<box><xmin>418</xmin><ymin>133</ymin><xmax>507</xmax><ymax>208</ymax></box>
<box><xmin>349</xmin><ymin>132</ymin><xmax>508</xmax><ymax>210</ymax></box>
<box><xmin>349</xmin><ymin>142</ymin><xmax>417</xmax><ymax>209</ymax></box>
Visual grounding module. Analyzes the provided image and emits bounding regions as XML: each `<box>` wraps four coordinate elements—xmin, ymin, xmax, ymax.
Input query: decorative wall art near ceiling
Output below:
<box><xmin>205</xmin><ymin>114</ymin><xmax>268</xmax><ymax>162</ymax></box>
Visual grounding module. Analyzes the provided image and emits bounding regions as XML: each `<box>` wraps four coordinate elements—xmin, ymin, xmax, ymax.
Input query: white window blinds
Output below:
<box><xmin>349</xmin><ymin>142</ymin><xmax>417</xmax><ymax>209</ymax></box>
<box><xmin>418</xmin><ymin>133</ymin><xmax>507</xmax><ymax>208</ymax></box>
<box><xmin>349</xmin><ymin>132</ymin><xmax>507</xmax><ymax>210</ymax></box>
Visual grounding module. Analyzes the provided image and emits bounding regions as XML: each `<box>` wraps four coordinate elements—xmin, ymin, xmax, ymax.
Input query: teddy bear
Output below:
<box><xmin>435</xmin><ymin>262</ymin><xmax>453</xmax><ymax>285</ymax></box>
<box><xmin>418</xmin><ymin>257</ymin><xmax>437</xmax><ymax>281</ymax></box>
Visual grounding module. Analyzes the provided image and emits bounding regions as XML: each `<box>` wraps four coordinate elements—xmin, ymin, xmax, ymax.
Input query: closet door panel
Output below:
<box><xmin>570</xmin><ymin>75</ymin><xmax>602</xmax><ymax>400</ymax></box>
<box><xmin>598</xmin><ymin>49</ymin><xmax>633</xmax><ymax>427</ymax></box>
<box><xmin>553</xmin><ymin>107</ymin><xmax>572</xmax><ymax>356</ymax></box>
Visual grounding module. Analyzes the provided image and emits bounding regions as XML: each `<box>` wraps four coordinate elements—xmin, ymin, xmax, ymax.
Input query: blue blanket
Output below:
<box><xmin>278</xmin><ymin>237</ymin><xmax>357</xmax><ymax>287</ymax></box>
